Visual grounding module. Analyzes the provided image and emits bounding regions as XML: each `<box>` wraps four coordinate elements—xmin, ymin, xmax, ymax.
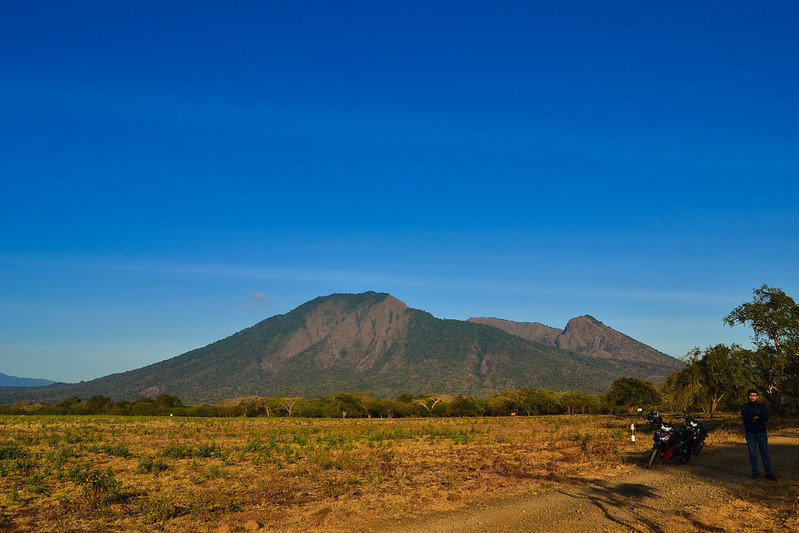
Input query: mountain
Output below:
<box><xmin>0</xmin><ymin>292</ymin><xmax>683</xmax><ymax>405</ymax></box>
<box><xmin>468</xmin><ymin>315</ymin><xmax>681</xmax><ymax>377</ymax></box>
<box><xmin>0</xmin><ymin>372</ymin><xmax>57</xmax><ymax>388</ymax></box>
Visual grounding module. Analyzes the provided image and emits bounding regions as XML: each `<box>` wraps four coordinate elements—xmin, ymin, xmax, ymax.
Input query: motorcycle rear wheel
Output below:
<box><xmin>647</xmin><ymin>447</ymin><xmax>660</xmax><ymax>468</ymax></box>
<box><xmin>694</xmin><ymin>440</ymin><xmax>705</xmax><ymax>454</ymax></box>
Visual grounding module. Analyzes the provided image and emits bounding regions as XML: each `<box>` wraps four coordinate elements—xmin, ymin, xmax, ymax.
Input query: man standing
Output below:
<box><xmin>741</xmin><ymin>389</ymin><xmax>776</xmax><ymax>480</ymax></box>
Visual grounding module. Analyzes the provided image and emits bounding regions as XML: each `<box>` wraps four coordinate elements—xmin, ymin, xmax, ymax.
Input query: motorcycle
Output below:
<box><xmin>644</xmin><ymin>411</ymin><xmax>698</xmax><ymax>468</ymax></box>
<box><xmin>682</xmin><ymin>415</ymin><xmax>709</xmax><ymax>455</ymax></box>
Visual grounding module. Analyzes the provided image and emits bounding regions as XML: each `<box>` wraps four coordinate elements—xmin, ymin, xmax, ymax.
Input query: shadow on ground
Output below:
<box><xmin>558</xmin><ymin>433</ymin><xmax>798</xmax><ymax>532</ymax></box>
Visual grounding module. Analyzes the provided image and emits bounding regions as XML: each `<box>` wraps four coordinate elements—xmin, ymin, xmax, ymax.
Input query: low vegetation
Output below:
<box><xmin>0</xmin><ymin>413</ymin><xmax>676</xmax><ymax>532</ymax></box>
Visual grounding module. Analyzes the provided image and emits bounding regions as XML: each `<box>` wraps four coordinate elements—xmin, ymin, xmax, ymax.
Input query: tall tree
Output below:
<box><xmin>605</xmin><ymin>377</ymin><xmax>661</xmax><ymax>414</ymax></box>
<box><xmin>332</xmin><ymin>393</ymin><xmax>369</xmax><ymax>418</ymax></box>
<box><xmin>724</xmin><ymin>284</ymin><xmax>799</xmax><ymax>415</ymax></box>
<box><xmin>663</xmin><ymin>353</ymin><xmax>704</xmax><ymax>413</ymax></box>
<box><xmin>561</xmin><ymin>390</ymin><xmax>600</xmax><ymax>415</ymax></box>
<box><xmin>673</xmin><ymin>344</ymin><xmax>751</xmax><ymax>416</ymax></box>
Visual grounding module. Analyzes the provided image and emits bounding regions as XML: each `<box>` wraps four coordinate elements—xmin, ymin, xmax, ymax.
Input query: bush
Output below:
<box><xmin>136</xmin><ymin>455</ymin><xmax>169</xmax><ymax>474</ymax></box>
<box><xmin>69</xmin><ymin>464</ymin><xmax>124</xmax><ymax>508</ymax></box>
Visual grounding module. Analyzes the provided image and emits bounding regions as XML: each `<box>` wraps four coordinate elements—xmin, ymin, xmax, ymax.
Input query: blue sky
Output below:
<box><xmin>2</xmin><ymin>2</ymin><xmax>797</xmax><ymax>383</ymax></box>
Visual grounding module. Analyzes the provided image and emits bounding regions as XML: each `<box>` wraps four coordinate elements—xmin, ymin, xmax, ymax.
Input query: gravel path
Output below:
<box><xmin>369</xmin><ymin>428</ymin><xmax>799</xmax><ymax>533</ymax></box>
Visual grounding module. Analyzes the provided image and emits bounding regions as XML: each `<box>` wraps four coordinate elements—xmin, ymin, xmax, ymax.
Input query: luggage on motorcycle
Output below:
<box><xmin>668</xmin><ymin>428</ymin><xmax>693</xmax><ymax>446</ymax></box>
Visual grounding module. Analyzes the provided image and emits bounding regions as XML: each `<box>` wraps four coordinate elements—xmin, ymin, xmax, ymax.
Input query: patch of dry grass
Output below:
<box><xmin>0</xmin><ymin>414</ymin><xmax>636</xmax><ymax>531</ymax></box>
<box><xmin>2</xmin><ymin>414</ymin><xmax>791</xmax><ymax>532</ymax></box>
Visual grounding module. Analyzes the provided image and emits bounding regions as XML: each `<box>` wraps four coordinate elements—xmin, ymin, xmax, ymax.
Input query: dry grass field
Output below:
<box><xmin>0</xmin><ymin>414</ymin><xmax>795</xmax><ymax>532</ymax></box>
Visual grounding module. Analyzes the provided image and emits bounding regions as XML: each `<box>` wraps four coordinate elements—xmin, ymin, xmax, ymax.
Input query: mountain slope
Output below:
<box><xmin>468</xmin><ymin>315</ymin><xmax>682</xmax><ymax>377</ymax></box>
<box><xmin>0</xmin><ymin>293</ymin><xmax>683</xmax><ymax>405</ymax></box>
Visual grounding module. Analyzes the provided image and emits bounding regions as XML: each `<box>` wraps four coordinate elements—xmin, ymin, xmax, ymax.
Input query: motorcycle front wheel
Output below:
<box><xmin>647</xmin><ymin>446</ymin><xmax>661</xmax><ymax>468</ymax></box>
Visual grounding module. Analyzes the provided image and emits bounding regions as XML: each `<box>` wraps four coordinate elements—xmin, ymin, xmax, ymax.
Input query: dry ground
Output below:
<box><xmin>371</xmin><ymin>425</ymin><xmax>799</xmax><ymax>533</ymax></box>
<box><xmin>0</xmin><ymin>415</ymin><xmax>796</xmax><ymax>532</ymax></box>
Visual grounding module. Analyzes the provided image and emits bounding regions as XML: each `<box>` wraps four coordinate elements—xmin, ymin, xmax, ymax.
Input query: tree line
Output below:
<box><xmin>0</xmin><ymin>387</ymin><xmax>633</xmax><ymax>418</ymax></box>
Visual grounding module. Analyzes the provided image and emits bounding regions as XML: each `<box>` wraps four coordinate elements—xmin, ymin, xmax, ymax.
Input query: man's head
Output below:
<box><xmin>748</xmin><ymin>389</ymin><xmax>759</xmax><ymax>401</ymax></box>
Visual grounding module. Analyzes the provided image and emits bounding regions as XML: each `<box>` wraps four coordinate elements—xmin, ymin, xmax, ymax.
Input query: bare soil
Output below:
<box><xmin>366</xmin><ymin>427</ymin><xmax>799</xmax><ymax>533</ymax></box>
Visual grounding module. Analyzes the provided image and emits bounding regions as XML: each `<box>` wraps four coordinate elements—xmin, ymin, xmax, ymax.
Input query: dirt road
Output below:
<box><xmin>369</xmin><ymin>427</ymin><xmax>799</xmax><ymax>532</ymax></box>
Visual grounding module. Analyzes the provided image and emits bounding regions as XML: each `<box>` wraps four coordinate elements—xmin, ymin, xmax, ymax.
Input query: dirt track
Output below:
<box><xmin>368</xmin><ymin>427</ymin><xmax>799</xmax><ymax>533</ymax></box>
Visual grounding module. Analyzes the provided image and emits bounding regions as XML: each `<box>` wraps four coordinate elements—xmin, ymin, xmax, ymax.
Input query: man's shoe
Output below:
<box><xmin>751</xmin><ymin>473</ymin><xmax>759</xmax><ymax>479</ymax></box>
<box><xmin>765</xmin><ymin>473</ymin><xmax>777</xmax><ymax>481</ymax></box>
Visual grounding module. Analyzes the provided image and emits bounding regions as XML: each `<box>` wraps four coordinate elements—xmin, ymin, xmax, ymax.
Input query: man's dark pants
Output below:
<box><xmin>745</xmin><ymin>431</ymin><xmax>772</xmax><ymax>476</ymax></box>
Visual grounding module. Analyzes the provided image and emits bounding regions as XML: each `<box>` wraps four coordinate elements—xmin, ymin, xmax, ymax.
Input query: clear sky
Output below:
<box><xmin>2</xmin><ymin>2</ymin><xmax>797</xmax><ymax>383</ymax></box>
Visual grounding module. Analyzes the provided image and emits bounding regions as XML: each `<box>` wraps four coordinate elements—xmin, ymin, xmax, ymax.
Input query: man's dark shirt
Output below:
<box><xmin>741</xmin><ymin>401</ymin><xmax>769</xmax><ymax>434</ymax></box>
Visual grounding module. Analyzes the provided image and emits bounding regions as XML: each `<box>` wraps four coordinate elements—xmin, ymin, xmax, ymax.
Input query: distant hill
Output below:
<box><xmin>0</xmin><ymin>292</ymin><xmax>683</xmax><ymax>405</ymax></box>
<box><xmin>468</xmin><ymin>315</ymin><xmax>681</xmax><ymax>376</ymax></box>
<box><xmin>0</xmin><ymin>372</ymin><xmax>57</xmax><ymax>388</ymax></box>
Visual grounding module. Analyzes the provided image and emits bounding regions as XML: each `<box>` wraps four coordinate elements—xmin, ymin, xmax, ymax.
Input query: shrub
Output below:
<box><xmin>0</xmin><ymin>440</ymin><xmax>25</xmax><ymax>460</ymax></box>
<box><xmin>163</xmin><ymin>443</ymin><xmax>193</xmax><ymax>459</ymax></box>
<box><xmin>69</xmin><ymin>464</ymin><xmax>124</xmax><ymax>508</ymax></box>
<box><xmin>138</xmin><ymin>493</ymin><xmax>182</xmax><ymax>522</ymax></box>
<box><xmin>136</xmin><ymin>455</ymin><xmax>169</xmax><ymax>474</ymax></box>
<box><xmin>102</xmin><ymin>442</ymin><xmax>131</xmax><ymax>457</ymax></box>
